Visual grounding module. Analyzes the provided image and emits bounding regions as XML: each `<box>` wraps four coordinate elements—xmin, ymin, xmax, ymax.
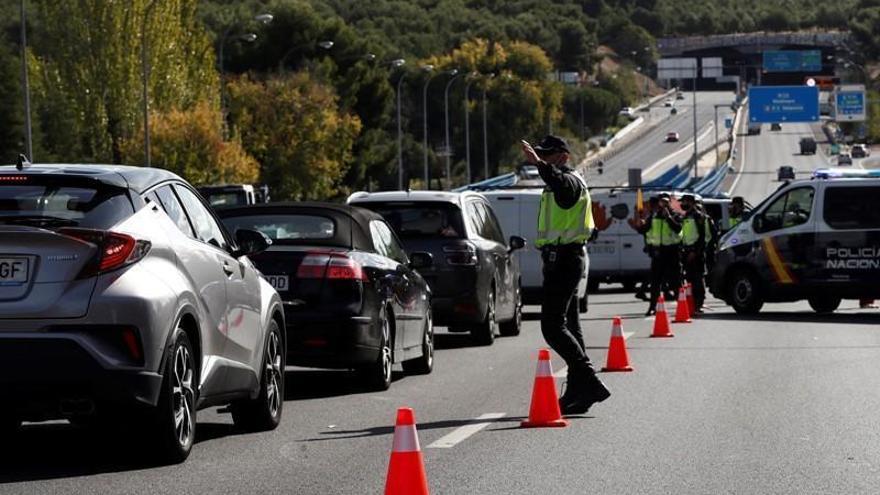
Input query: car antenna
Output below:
<box><xmin>16</xmin><ymin>154</ymin><xmax>30</xmax><ymax>171</ymax></box>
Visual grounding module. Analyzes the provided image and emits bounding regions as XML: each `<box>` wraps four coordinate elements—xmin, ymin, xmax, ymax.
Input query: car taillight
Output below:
<box><xmin>326</xmin><ymin>255</ymin><xmax>366</xmax><ymax>280</ymax></box>
<box><xmin>296</xmin><ymin>253</ymin><xmax>331</xmax><ymax>278</ymax></box>
<box><xmin>58</xmin><ymin>228</ymin><xmax>151</xmax><ymax>277</ymax></box>
<box><xmin>443</xmin><ymin>243</ymin><xmax>478</xmax><ymax>266</ymax></box>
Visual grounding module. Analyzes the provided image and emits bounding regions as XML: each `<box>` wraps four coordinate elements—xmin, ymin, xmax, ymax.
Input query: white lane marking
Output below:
<box><xmin>552</xmin><ymin>331</ymin><xmax>634</xmax><ymax>378</ymax></box>
<box><xmin>426</xmin><ymin>413</ymin><xmax>507</xmax><ymax>449</ymax></box>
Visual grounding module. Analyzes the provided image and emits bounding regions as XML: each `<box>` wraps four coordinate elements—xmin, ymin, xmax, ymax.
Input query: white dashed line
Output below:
<box><xmin>426</xmin><ymin>413</ymin><xmax>507</xmax><ymax>449</ymax></box>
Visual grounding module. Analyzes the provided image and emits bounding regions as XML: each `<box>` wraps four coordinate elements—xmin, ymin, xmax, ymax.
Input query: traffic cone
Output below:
<box><xmin>385</xmin><ymin>408</ymin><xmax>430</xmax><ymax>495</ymax></box>
<box><xmin>673</xmin><ymin>287</ymin><xmax>691</xmax><ymax>324</ymax></box>
<box><xmin>521</xmin><ymin>349</ymin><xmax>569</xmax><ymax>428</ymax></box>
<box><xmin>651</xmin><ymin>294</ymin><xmax>674</xmax><ymax>338</ymax></box>
<box><xmin>686</xmin><ymin>283</ymin><xmax>696</xmax><ymax>318</ymax></box>
<box><xmin>601</xmin><ymin>316</ymin><xmax>633</xmax><ymax>372</ymax></box>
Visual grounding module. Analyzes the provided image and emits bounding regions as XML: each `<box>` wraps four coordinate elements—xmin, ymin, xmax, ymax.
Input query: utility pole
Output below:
<box><xmin>692</xmin><ymin>76</ymin><xmax>699</xmax><ymax>178</ymax></box>
<box><xmin>19</xmin><ymin>0</ymin><xmax>33</xmax><ymax>161</ymax></box>
<box><xmin>464</xmin><ymin>75</ymin><xmax>477</xmax><ymax>185</ymax></box>
<box><xmin>482</xmin><ymin>87</ymin><xmax>489</xmax><ymax>180</ymax></box>
<box><xmin>442</xmin><ymin>71</ymin><xmax>461</xmax><ymax>188</ymax></box>
<box><xmin>396</xmin><ymin>72</ymin><xmax>407</xmax><ymax>190</ymax></box>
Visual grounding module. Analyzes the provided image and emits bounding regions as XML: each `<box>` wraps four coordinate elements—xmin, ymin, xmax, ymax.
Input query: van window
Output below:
<box><xmin>823</xmin><ymin>186</ymin><xmax>880</xmax><ymax>229</ymax></box>
<box><xmin>759</xmin><ymin>187</ymin><xmax>814</xmax><ymax>232</ymax></box>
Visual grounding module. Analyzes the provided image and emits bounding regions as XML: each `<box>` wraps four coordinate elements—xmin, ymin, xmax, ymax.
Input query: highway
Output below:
<box><xmin>585</xmin><ymin>92</ymin><xmax>736</xmax><ymax>187</ymax></box>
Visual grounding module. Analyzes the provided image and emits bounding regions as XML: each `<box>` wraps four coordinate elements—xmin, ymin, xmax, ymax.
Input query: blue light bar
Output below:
<box><xmin>812</xmin><ymin>168</ymin><xmax>880</xmax><ymax>179</ymax></box>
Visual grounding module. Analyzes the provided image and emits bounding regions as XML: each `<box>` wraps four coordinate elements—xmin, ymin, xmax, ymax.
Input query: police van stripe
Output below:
<box><xmin>762</xmin><ymin>238</ymin><xmax>795</xmax><ymax>284</ymax></box>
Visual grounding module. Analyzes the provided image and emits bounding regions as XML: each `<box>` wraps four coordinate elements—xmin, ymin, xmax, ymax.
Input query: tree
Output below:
<box><xmin>32</xmin><ymin>0</ymin><xmax>217</xmax><ymax>164</ymax></box>
<box><xmin>121</xmin><ymin>101</ymin><xmax>259</xmax><ymax>185</ymax></box>
<box><xmin>0</xmin><ymin>41</ymin><xmax>24</xmax><ymax>163</ymax></box>
<box><xmin>226</xmin><ymin>73</ymin><xmax>362</xmax><ymax>200</ymax></box>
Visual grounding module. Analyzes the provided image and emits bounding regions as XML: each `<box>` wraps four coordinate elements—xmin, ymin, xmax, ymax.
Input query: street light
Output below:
<box><xmin>217</xmin><ymin>12</ymin><xmax>272</xmax><ymax>131</ymax></box>
<box><xmin>482</xmin><ymin>73</ymin><xmax>495</xmax><ymax>181</ymax></box>
<box><xmin>19</xmin><ymin>0</ymin><xmax>32</xmax><ymax>161</ymax></box>
<box><xmin>140</xmin><ymin>0</ymin><xmax>159</xmax><ymax>167</ymax></box>
<box><xmin>318</xmin><ymin>40</ymin><xmax>334</xmax><ymax>50</ymax></box>
<box><xmin>392</xmin><ymin>59</ymin><xmax>407</xmax><ymax>190</ymax></box>
<box><xmin>464</xmin><ymin>72</ymin><xmax>478</xmax><ymax>185</ymax></box>
<box><xmin>420</xmin><ymin>64</ymin><xmax>435</xmax><ymax>188</ymax></box>
<box><xmin>443</xmin><ymin>69</ymin><xmax>461</xmax><ymax>187</ymax></box>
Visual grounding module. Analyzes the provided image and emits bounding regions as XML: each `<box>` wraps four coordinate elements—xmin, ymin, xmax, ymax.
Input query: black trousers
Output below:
<box><xmin>683</xmin><ymin>250</ymin><xmax>706</xmax><ymax>308</ymax></box>
<box><xmin>649</xmin><ymin>246</ymin><xmax>680</xmax><ymax>309</ymax></box>
<box><xmin>541</xmin><ymin>247</ymin><xmax>593</xmax><ymax>380</ymax></box>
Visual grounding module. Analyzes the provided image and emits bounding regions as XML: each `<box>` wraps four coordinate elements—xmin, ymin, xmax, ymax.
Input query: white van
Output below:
<box><xmin>588</xmin><ymin>189</ymin><xmax>731</xmax><ymax>291</ymax></box>
<box><xmin>710</xmin><ymin>173</ymin><xmax>880</xmax><ymax>314</ymax></box>
<box><xmin>482</xmin><ymin>189</ymin><xmax>589</xmax><ymax>312</ymax></box>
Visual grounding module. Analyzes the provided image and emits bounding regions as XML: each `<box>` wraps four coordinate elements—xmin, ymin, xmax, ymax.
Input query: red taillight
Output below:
<box><xmin>58</xmin><ymin>228</ymin><xmax>151</xmax><ymax>277</ymax></box>
<box><xmin>326</xmin><ymin>255</ymin><xmax>366</xmax><ymax>280</ymax></box>
<box><xmin>121</xmin><ymin>327</ymin><xmax>143</xmax><ymax>363</ymax></box>
<box><xmin>296</xmin><ymin>253</ymin><xmax>331</xmax><ymax>278</ymax></box>
<box><xmin>443</xmin><ymin>243</ymin><xmax>478</xmax><ymax>266</ymax></box>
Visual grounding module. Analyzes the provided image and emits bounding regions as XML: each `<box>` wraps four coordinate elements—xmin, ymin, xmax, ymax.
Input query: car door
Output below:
<box><xmin>464</xmin><ymin>200</ymin><xmax>497</xmax><ymax>316</ymax></box>
<box><xmin>370</xmin><ymin>220</ymin><xmax>422</xmax><ymax>352</ymax></box>
<box><xmin>151</xmin><ymin>185</ymin><xmax>230</xmax><ymax>397</ymax></box>
<box><xmin>753</xmin><ymin>186</ymin><xmax>817</xmax><ymax>288</ymax></box>
<box><xmin>478</xmin><ymin>201</ymin><xmax>516</xmax><ymax>320</ymax></box>
<box><xmin>174</xmin><ymin>185</ymin><xmax>263</xmax><ymax>389</ymax></box>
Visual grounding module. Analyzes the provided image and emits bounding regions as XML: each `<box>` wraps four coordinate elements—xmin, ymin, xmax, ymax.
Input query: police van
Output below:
<box><xmin>588</xmin><ymin>189</ymin><xmax>732</xmax><ymax>291</ymax></box>
<box><xmin>709</xmin><ymin>169</ymin><xmax>880</xmax><ymax>314</ymax></box>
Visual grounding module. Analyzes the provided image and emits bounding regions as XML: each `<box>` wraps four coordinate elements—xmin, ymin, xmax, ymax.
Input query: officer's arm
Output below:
<box><xmin>636</xmin><ymin>216</ymin><xmax>651</xmax><ymax>234</ymax></box>
<box><xmin>696</xmin><ymin>213</ymin><xmax>706</xmax><ymax>248</ymax></box>
<box><xmin>666</xmin><ymin>214</ymin><xmax>682</xmax><ymax>233</ymax></box>
<box><xmin>537</xmin><ymin>163</ymin><xmax>582</xmax><ymax>209</ymax></box>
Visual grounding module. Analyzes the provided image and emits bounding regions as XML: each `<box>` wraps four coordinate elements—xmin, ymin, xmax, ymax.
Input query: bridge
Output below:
<box><xmin>658</xmin><ymin>31</ymin><xmax>850</xmax><ymax>57</ymax></box>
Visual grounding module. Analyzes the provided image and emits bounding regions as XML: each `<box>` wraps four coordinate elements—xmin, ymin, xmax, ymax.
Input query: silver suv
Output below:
<box><xmin>0</xmin><ymin>164</ymin><xmax>285</xmax><ymax>463</ymax></box>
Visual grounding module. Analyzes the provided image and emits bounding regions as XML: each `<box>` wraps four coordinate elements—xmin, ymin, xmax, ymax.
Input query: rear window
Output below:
<box><xmin>823</xmin><ymin>186</ymin><xmax>880</xmax><ymax>229</ymax></box>
<box><xmin>356</xmin><ymin>202</ymin><xmax>465</xmax><ymax>239</ymax></box>
<box><xmin>0</xmin><ymin>177</ymin><xmax>133</xmax><ymax>229</ymax></box>
<box><xmin>203</xmin><ymin>191</ymin><xmax>248</xmax><ymax>207</ymax></box>
<box><xmin>222</xmin><ymin>214</ymin><xmax>336</xmax><ymax>241</ymax></box>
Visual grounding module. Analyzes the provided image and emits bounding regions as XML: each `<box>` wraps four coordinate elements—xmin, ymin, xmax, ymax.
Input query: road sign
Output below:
<box><xmin>748</xmin><ymin>86</ymin><xmax>819</xmax><ymax>123</ymax></box>
<box><xmin>763</xmin><ymin>50</ymin><xmax>822</xmax><ymax>72</ymax></box>
<box><xmin>725</xmin><ymin>117</ymin><xmax>733</xmax><ymax>129</ymax></box>
<box><xmin>658</xmin><ymin>58</ymin><xmax>697</xmax><ymax>80</ymax></box>
<box><xmin>834</xmin><ymin>84</ymin><xmax>866</xmax><ymax>122</ymax></box>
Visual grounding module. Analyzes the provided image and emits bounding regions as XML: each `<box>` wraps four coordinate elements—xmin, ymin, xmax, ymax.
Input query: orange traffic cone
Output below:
<box><xmin>686</xmin><ymin>283</ymin><xmax>696</xmax><ymax>318</ymax></box>
<box><xmin>601</xmin><ymin>316</ymin><xmax>633</xmax><ymax>372</ymax></box>
<box><xmin>521</xmin><ymin>349</ymin><xmax>569</xmax><ymax>428</ymax></box>
<box><xmin>651</xmin><ymin>294</ymin><xmax>674</xmax><ymax>338</ymax></box>
<box><xmin>385</xmin><ymin>408</ymin><xmax>430</xmax><ymax>495</ymax></box>
<box><xmin>673</xmin><ymin>287</ymin><xmax>691</xmax><ymax>324</ymax></box>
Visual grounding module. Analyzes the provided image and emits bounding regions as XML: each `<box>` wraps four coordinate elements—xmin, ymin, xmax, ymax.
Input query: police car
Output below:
<box><xmin>709</xmin><ymin>168</ymin><xmax>880</xmax><ymax>314</ymax></box>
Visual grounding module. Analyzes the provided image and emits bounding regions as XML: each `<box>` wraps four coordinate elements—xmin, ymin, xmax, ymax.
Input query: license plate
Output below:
<box><xmin>265</xmin><ymin>275</ymin><xmax>289</xmax><ymax>291</ymax></box>
<box><xmin>0</xmin><ymin>257</ymin><xmax>28</xmax><ymax>286</ymax></box>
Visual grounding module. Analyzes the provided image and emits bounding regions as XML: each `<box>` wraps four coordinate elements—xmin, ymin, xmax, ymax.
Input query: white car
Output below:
<box><xmin>619</xmin><ymin>107</ymin><xmax>635</xmax><ymax>119</ymax></box>
<box><xmin>664</xmin><ymin>99</ymin><xmax>674</xmax><ymax>107</ymax></box>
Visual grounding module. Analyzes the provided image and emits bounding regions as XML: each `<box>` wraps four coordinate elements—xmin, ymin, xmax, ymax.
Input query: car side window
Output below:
<box><xmin>369</xmin><ymin>221</ymin><xmax>389</xmax><ymax>257</ymax></box>
<box><xmin>465</xmin><ymin>201</ymin><xmax>485</xmax><ymax>239</ymax></box>
<box><xmin>153</xmin><ymin>185</ymin><xmax>196</xmax><ymax>238</ymax></box>
<box><xmin>371</xmin><ymin>220</ymin><xmax>407</xmax><ymax>264</ymax></box>
<box><xmin>478</xmin><ymin>202</ymin><xmax>506</xmax><ymax>244</ymax></box>
<box><xmin>173</xmin><ymin>185</ymin><xmax>229</xmax><ymax>251</ymax></box>
<box><xmin>760</xmin><ymin>187</ymin><xmax>814</xmax><ymax>232</ymax></box>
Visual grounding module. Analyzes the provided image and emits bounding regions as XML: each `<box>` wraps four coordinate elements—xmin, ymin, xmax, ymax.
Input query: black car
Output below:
<box><xmin>219</xmin><ymin>203</ymin><xmax>434</xmax><ymax>390</ymax></box>
<box><xmin>799</xmin><ymin>137</ymin><xmax>817</xmax><ymax>155</ymax></box>
<box><xmin>770</xmin><ymin>123</ymin><xmax>782</xmax><ymax>131</ymax></box>
<box><xmin>349</xmin><ymin>191</ymin><xmax>525</xmax><ymax>345</ymax></box>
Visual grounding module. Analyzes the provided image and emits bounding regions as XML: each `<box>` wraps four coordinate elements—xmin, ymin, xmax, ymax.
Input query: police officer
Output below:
<box><xmin>680</xmin><ymin>194</ymin><xmax>707</xmax><ymax>314</ymax></box>
<box><xmin>636</xmin><ymin>193</ymin><xmax>681</xmax><ymax>315</ymax></box>
<box><xmin>727</xmin><ymin>196</ymin><xmax>746</xmax><ymax>232</ymax></box>
<box><xmin>631</xmin><ymin>196</ymin><xmax>660</xmax><ymax>302</ymax></box>
<box><xmin>521</xmin><ymin>136</ymin><xmax>610</xmax><ymax>415</ymax></box>
<box><xmin>698</xmin><ymin>199</ymin><xmax>719</xmax><ymax>277</ymax></box>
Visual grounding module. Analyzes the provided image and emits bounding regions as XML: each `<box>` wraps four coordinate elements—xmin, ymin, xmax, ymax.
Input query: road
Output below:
<box><xmin>585</xmin><ymin>92</ymin><xmax>736</xmax><ymax>187</ymax></box>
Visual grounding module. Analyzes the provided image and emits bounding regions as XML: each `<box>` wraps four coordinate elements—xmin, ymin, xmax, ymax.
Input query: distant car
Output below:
<box><xmin>0</xmin><ymin>164</ymin><xmax>285</xmax><ymax>463</ymax></box>
<box><xmin>664</xmin><ymin>99</ymin><xmax>674</xmax><ymax>107</ymax></box>
<box><xmin>219</xmin><ymin>203</ymin><xmax>435</xmax><ymax>390</ymax></box>
<box><xmin>348</xmin><ymin>191</ymin><xmax>525</xmax><ymax>345</ymax></box>
<box><xmin>747</xmin><ymin>123</ymin><xmax>762</xmax><ymax>135</ymax></box>
<box><xmin>777</xmin><ymin>165</ymin><xmax>796</xmax><ymax>181</ymax></box>
<box><xmin>676</xmin><ymin>93</ymin><xmax>685</xmax><ymax>100</ymax></box>
<box><xmin>770</xmin><ymin>123</ymin><xmax>782</xmax><ymax>131</ymax></box>
<box><xmin>799</xmin><ymin>137</ymin><xmax>817</xmax><ymax>155</ymax></box>
<box><xmin>838</xmin><ymin>153</ymin><xmax>853</xmax><ymax>166</ymax></box>
<box><xmin>666</xmin><ymin>132</ymin><xmax>680</xmax><ymax>142</ymax></box>
<box><xmin>198</xmin><ymin>184</ymin><xmax>269</xmax><ymax>208</ymax></box>
<box><xmin>851</xmin><ymin>144</ymin><xmax>870</xmax><ymax>158</ymax></box>
<box><xmin>670</xmin><ymin>108</ymin><xmax>678</xmax><ymax>115</ymax></box>
<box><xmin>619</xmin><ymin>107</ymin><xmax>635</xmax><ymax>119</ymax></box>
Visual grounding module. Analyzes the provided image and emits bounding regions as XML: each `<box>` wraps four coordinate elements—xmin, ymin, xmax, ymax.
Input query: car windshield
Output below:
<box><xmin>221</xmin><ymin>214</ymin><xmax>336</xmax><ymax>242</ymax></box>
<box><xmin>356</xmin><ymin>202</ymin><xmax>466</xmax><ymax>239</ymax></box>
<box><xmin>0</xmin><ymin>176</ymin><xmax>133</xmax><ymax>229</ymax></box>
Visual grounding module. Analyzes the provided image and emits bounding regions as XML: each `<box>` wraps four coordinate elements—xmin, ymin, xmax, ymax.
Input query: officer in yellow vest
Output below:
<box><xmin>636</xmin><ymin>192</ymin><xmax>682</xmax><ymax>316</ymax></box>
<box><xmin>680</xmin><ymin>194</ymin><xmax>707</xmax><ymax>313</ymax></box>
<box><xmin>726</xmin><ymin>196</ymin><xmax>746</xmax><ymax>232</ymax></box>
<box><xmin>521</xmin><ymin>136</ymin><xmax>610</xmax><ymax>416</ymax></box>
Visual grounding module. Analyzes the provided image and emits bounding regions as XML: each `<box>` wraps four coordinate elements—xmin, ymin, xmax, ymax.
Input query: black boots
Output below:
<box><xmin>559</xmin><ymin>371</ymin><xmax>611</xmax><ymax>415</ymax></box>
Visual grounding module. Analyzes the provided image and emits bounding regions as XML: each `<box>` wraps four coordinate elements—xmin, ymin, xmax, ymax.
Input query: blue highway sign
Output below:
<box><xmin>748</xmin><ymin>86</ymin><xmax>819</xmax><ymax>123</ymax></box>
<box><xmin>763</xmin><ymin>50</ymin><xmax>822</xmax><ymax>72</ymax></box>
<box><xmin>835</xmin><ymin>85</ymin><xmax>866</xmax><ymax>122</ymax></box>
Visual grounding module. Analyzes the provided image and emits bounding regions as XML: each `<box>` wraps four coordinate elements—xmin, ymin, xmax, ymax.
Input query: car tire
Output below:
<box><xmin>232</xmin><ymin>320</ymin><xmax>285</xmax><ymax>432</ymax></box>
<box><xmin>148</xmin><ymin>329</ymin><xmax>197</xmax><ymax>464</ymax></box>
<box><xmin>471</xmin><ymin>288</ymin><xmax>497</xmax><ymax>346</ymax></box>
<box><xmin>808</xmin><ymin>296</ymin><xmax>841</xmax><ymax>314</ymax></box>
<box><xmin>728</xmin><ymin>269</ymin><xmax>764</xmax><ymax>314</ymax></box>
<box><xmin>403</xmin><ymin>311</ymin><xmax>434</xmax><ymax>374</ymax></box>
<box><xmin>499</xmin><ymin>285</ymin><xmax>522</xmax><ymax>337</ymax></box>
<box><xmin>578</xmin><ymin>294</ymin><xmax>589</xmax><ymax>313</ymax></box>
<box><xmin>360</xmin><ymin>308</ymin><xmax>393</xmax><ymax>391</ymax></box>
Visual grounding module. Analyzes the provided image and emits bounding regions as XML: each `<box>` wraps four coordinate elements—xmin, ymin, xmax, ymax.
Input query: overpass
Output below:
<box><xmin>658</xmin><ymin>31</ymin><xmax>850</xmax><ymax>57</ymax></box>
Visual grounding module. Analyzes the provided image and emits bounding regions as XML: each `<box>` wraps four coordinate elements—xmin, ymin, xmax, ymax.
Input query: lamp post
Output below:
<box><xmin>19</xmin><ymin>0</ymin><xmax>32</xmax><ymax>161</ymax></box>
<box><xmin>391</xmin><ymin>59</ymin><xmax>407</xmax><ymax>190</ymax></box>
<box><xmin>140</xmin><ymin>0</ymin><xmax>158</xmax><ymax>167</ymax></box>
<box><xmin>443</xmin><ymin>69</ymin><xmax>461</xmax><ymax>188</ymax></box>
<box><xmin>481</xmin><ymin>73</ymin><xmax>495</xmax><ymax>180</ymax></box>
<box><xmin>420</xmin><ymin>64</ymin><xmax>436</xmax><ymax>188</ymax></box>
<box><xmin>464</xmin><ymin>73</ymin><xmax>478</xmax><ymax>185</ymax></box>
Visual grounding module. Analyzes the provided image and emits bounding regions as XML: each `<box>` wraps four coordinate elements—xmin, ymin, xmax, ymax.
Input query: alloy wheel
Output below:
<box><xmin>265</xmin><ymin>331</ymin><xmax>283</xmax><ymax>418</ymax></box>
<box><xmin>172</xmin><ymin>343</ymin><xmax>195</xmax><ymax>448</ymax></box>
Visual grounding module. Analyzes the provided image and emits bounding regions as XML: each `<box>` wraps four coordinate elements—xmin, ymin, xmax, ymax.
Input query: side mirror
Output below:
<box><xmin>408</xmin><ymin>251</ymin><xmax>433</xmax><ymax>270</ymax></box>
<box><xmin>233</xmin><ymin>229</ymin><xmax>271</xmax><ymax>257</ymax></box>
<box><xmin>509</xmin><ymin>235</ymin><xmax>526</xmax><ymax>252</ymax></box>
<box><xmin>752</xmin><ymin>213</ymin><xmax>764</xmax><ymax>233</ymax></box>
